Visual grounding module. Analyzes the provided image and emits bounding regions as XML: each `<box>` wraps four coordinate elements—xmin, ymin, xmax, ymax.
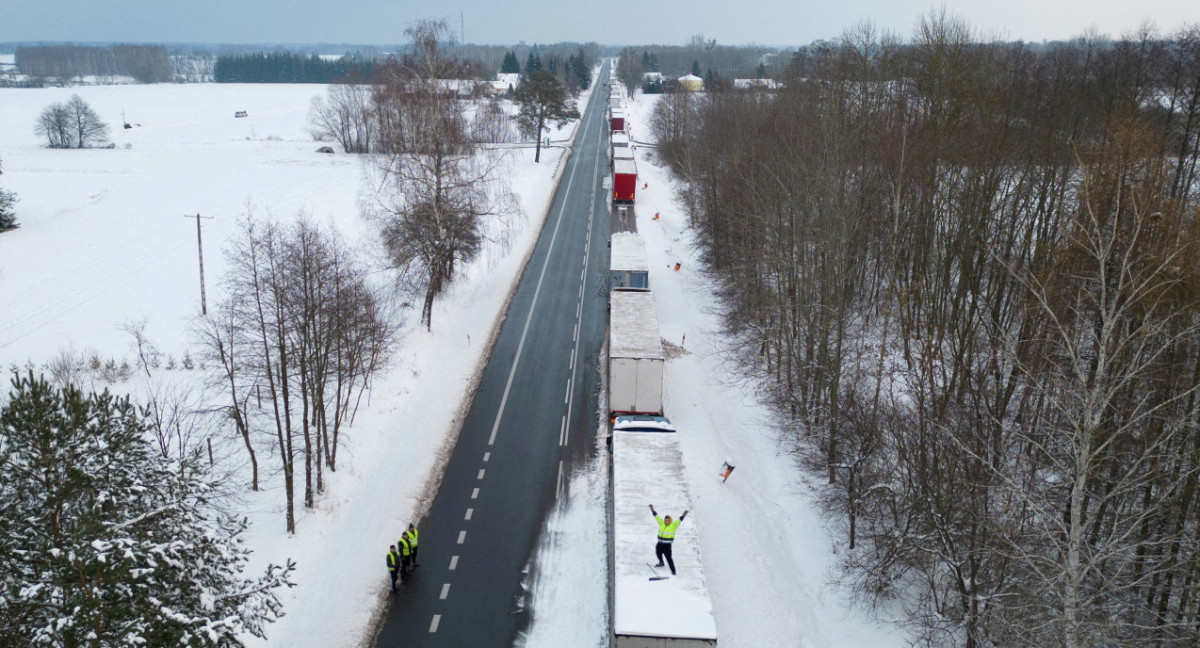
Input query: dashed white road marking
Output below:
<box><xmin>465</xmin><ymin>508</ymin><xmax>474</xmax><ymax>521</ymax></box>
<box><xmin>449</xmin><ymin>555</ymin><xmax>459</xmax><ymax>570</ymax></box>
<box><xmin>457</xmin><ymin>530</ymin><xmax>467</xmax><ymax>545</ymax></box>
<box><xmin>471</xmin><ymin>487</ymin><xmax>480</xmax><ymax>499</ymax></box>
<box><xmin>477</xmin><ymin>469</ymin><xmax>485</xmax><ymax>480</ymax></box>
<box><xmin>440</xmin><ymin>583</ymin><xmax>451</xmax><ymax>600</ymax></box>
<box><xmin>483</xmin><ymin>452</ymin><xmax>490</xmax><ymax>462</ymax></box>
<box><xmin>430</xmin><ymin>615</ymin><xmax>441</xmax><ymax>633</ymax></box>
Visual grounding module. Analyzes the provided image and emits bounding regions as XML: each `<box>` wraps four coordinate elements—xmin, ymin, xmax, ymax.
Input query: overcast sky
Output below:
<box><xmin>3</xmin><ymin>0</ymin><xmax>1198</xmax><ymax>46</ymax></box>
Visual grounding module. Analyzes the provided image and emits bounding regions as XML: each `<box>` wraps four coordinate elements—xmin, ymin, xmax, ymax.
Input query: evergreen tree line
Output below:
<box><xmin>456</xmin><ymin>41</ymin><xmax>599</xmax><ymax>79</ymax></box>
<box><xmin>16</xmin><ymin>44</ymin><xmax>173</xmax><ymax>83</ymax></box>
<box><xmin>652</xmin><ymin>16</ymin><xmax>1200</xmax><ymax>648</ymax></box>
<box><xmin>214</xmin><ymin>53</ymin><xmax>375</xmax><ymax>83</ymax></box>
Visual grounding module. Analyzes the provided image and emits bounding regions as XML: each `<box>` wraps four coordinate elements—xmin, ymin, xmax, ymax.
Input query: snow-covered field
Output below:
<box><xmin>0</xmin><ymin>80</ymin><xmax>579</xmax><ymax>647</ymax></box>
<box><xmin>0</xmin><ymin>78</ymin><xmax>906</xmax><ymax>647</ymax></box>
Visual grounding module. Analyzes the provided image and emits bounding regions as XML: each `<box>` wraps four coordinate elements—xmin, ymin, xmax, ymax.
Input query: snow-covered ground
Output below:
<box><xmin>1</xmin><ymin>77</ymin><xmax>906</xmax><ymax>647</ymax></box>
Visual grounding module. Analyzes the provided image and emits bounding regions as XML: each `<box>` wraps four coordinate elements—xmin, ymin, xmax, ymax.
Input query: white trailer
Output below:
<box><xmin>611</xmin><ymin>232</ymin><xmax>649</xmax><ymax>291</ymax></box>
<box><xmin>611</xmin><ymin>132</ymin><xmax>634</xmax><ymax>168</ymax></box>
<box><xmin>611</xmin><ymin>417</ymin><xmax>718</xmax><ymax>647</ymax></box>
<box><xmin>609</xmin><ymin>291</ymin><xmax>663</xmax><ymax>416</ymax></box>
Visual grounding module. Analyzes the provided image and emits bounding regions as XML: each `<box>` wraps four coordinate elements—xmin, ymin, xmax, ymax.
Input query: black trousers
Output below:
<box><xmin>400</xmin><ymin>556</ymin><xmax>412</xmax><ymax>580</ymax></box>
<box><xmin>655</xmin><ymin>541</ymin><xmax>676</xmax><ymax>574</ymax></box>
<box><xmin>412</xmin><ymin>545</ymin><xmax>419</xmax><ymax>565</ymax></box>
<box><xmin>389</xmin><ymin>569</ymin><xmax>398</xmax><ymax>592</ymax></box>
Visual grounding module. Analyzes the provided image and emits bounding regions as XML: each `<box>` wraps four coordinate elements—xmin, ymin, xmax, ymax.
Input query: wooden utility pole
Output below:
<box><xmin>184</xmin><ymin>213</ymin><xmax>213</xmax><ymax>315</ymax></box>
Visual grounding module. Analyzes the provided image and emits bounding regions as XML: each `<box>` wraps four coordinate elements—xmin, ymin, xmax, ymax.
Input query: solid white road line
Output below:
<box><xmin>449</xmin><ymin>555</ymin><xmax>459</xmax><ymax>570</ymax></box>
<box><xmin>440</xmin><ymin>583</ymin><xmax>451</xmax><ymax>600</ymax></box>
<box><xmin>457</xmin><ymin>530</ymin><xmax>467</xmax><ymax>545</ymax></box>
<box><xmin>429</xmin><ymin>615</ymin><xmax>441</xmax><ymax>633</ymax></box>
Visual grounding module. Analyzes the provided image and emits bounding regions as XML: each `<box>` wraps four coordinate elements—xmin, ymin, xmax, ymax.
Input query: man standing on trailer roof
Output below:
<box><xmin>649</xmin><ymin>504</ymin><xmax>688</xmax><ymax>575</ymax></box>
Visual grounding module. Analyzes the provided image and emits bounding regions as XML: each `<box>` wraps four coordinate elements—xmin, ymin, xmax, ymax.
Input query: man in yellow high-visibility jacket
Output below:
<box><xmin>407</xmin><ymin>523</ymin><xmax>421</xmax><ymax>568</ymax></box>
<box><xmin>649</xmin><ymin>504</ymin><xmax>688</xmax><ymax>575</ymax></box>
<box><xmin>386</xmin><ymin>545</ymin><xmax>401</xmax><ymax>594</ymax></box>
<box><xmin>398</xmin><ymin>532</ymin><xmax>413</xmax><ymax>582</ymax></box>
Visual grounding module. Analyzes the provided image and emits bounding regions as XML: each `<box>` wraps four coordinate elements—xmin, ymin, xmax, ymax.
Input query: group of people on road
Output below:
<box><xmin>386</xmin><ymin>523</ymin><xmax>421</xmax><ymax>594</ymax></box>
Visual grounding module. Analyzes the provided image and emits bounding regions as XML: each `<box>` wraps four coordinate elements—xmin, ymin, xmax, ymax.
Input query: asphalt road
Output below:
<box><xmin>373</xmin><ymin>62</ymin><xmax>614</xmax><ymax>647</ymax></box>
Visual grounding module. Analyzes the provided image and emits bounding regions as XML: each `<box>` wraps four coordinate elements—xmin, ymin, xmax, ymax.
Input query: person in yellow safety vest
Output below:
<box><xmin>386</xmin><ymin>545</ymin><xmax>401</xmax><ymax>594</ymax></box>
<box><xmin>407</xmin><ymin>523</ymin><xmax>421</xmax><ymax>568</ymax></box>
<box><xmin>649</xmin><ymin>504</ymin><xmax>688</xmax><ymax>575</ymax></box>
<box><xmin>397</xmin><ymin>532</ymin><xmax>413</xmax><ymax>582</ymax></box>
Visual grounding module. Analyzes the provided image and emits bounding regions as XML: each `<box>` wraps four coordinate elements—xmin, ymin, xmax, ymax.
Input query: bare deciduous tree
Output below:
<box><xmin>308</xmin><ymin>74</ymin><xmax>374</xmax><ymax>153</ymax></box>
<box><xmin>35</xmin><ymin>94</ymin><xmax>109</xmax><ymax>149</ymax></box>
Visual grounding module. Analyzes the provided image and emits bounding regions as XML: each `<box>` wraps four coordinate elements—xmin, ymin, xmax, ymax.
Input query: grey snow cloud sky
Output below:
<box><xmin>3</xmin><ymin>0</ymin><xmax>1198</xmax><ymax>46</ymax></box>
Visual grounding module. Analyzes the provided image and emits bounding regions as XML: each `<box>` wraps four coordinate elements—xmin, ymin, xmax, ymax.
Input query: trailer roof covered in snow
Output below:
<box><xmin>612</xmin><ymin>427</ymin><xmax>717</xmax><ymax>643</ymax></box>
<box><xmin>611</xmin><ymin>232</ymin><xmax>648</xmax><ymax>273</ymax></box>
<box><xmin>611</xmin><ymin>132</ymin><xmax>630</xmax><ymax>147</ymax></box>
<box><xmin>613</xmin><ymin>158</ymin><xmax>637</xmax><ymax>176</ymax></box>
<box><xmin>610</xmin><ymin>291</ymin><xmax>662</xmax><ymax>360</ymax></box>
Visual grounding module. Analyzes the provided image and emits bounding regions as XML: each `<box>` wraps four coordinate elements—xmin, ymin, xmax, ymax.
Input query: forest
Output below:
<box><xmin>213</xmin><ymin>52</ymin><xmax>376</xmax><ymax>83</ymax></box>
<box><xmin>651</xmin><ymin>14</ymin><xmax>1200</xmax><ymax>648</ymax></box>
<box><xmin>15</xmin><ymin>44</ymin><xmax>173</xmax><ymax>83</ymax></box>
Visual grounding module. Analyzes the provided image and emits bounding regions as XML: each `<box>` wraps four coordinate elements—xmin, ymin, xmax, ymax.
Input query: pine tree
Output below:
<box><xmin>691</xmin><ymin>60</ymin><xmax>702</xmax><ymax>77</ymax></box>
<box><xmin>514</xmin><ymin>69</ymin><xmax>579</xmax><ymax>163</ymax></box>
<box><xmin>0</xmin><ymin>156</ymin><xmax>16</xmax><ymax>233</ymax></box>
<box><xmin>572</xmin><ymin>48</ymin><xmax>590</xmax><ymax>90</ymax></box>
<box><xmin>501</xmin><ymin>51</ymin><xmax>520</xmax><ymax>74</ymax></box>
<box><xmin>524</xmin><ymin>51</ymin><xmax>542</xmax><ymax>75</ymax></box>
<box><xmin>0</xmin><ymin>373</ymin><xmax>295</xmax><ymax>647</ymax></box>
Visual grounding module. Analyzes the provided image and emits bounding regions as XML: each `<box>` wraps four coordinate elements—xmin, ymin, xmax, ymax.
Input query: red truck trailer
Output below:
<box><xmin>613</xmin><ymin>159</ymin><xmax>637</xmax><ymax>204</ymax></box>
<box><xmin>611</xmin><ymin>108</ymin><xmax>626</xmax><ymax>132</ymax></box>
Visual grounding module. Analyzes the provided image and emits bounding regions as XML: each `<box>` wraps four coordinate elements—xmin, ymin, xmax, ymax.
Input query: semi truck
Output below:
<box><xmin>609</xmin><ymin>290</ymin><xmax>663</xmax><ymax>416</ymax></box>
<box><xmin>613</xmin><ymin>158</ymin><xmax>637</xmax><ymax>204</ymax></box>
<box><xmin>611</xmin><ymin>108</ymin><xmax>627</xmax><ymax>132</ymax></box>
<box><xmin>611</xmin><ymin>232</ymin><xmax>650</xmax><ymax>291</ymax></box>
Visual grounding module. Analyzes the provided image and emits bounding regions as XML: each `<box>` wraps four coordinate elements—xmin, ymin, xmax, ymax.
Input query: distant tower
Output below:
<box><xmin>460</xmin><ymin>13</ymin><xmax>465</xmax><ymax>44</ymax></box>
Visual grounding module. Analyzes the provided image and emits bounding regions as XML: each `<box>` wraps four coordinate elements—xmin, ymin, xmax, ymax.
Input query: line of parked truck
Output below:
<box><xmin>609</xmin><ymin>83</ymin><xmax>638</xmax><ymax>205</ymax></box>
<box><xmin>604</xmin><ymin>72</ymin><xmax>718</xmax><ymax>646</ymax></box>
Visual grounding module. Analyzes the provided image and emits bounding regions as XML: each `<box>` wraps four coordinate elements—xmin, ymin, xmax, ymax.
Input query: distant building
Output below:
<box><xmin>496</xmin><ymin>72</ymin><xmax>520</xmax><ymax>89</ymax></box>
<box><xmin>733</xmin><ymin>78</ymin><xmax>778</xmax><ymax>91</ymax></box>
<box><xmin>677</xmin><ymin>74</ymin><xmax>703</xmax><ymax>92</ymax></box>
